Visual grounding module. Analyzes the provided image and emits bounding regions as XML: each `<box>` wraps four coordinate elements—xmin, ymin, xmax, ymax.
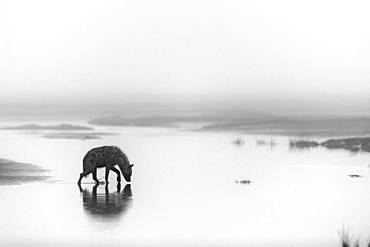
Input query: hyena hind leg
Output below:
<box><xmin>105</xmin><ymin>167</ymin><xmax>110</xmax><ymax>184</ymax></box>
<box><xmin>78</xmin><ymin>168</ymin><xmax>94</xmax><ymax>184</ymax></box>
<box><xmin>92</xmin><ymin>168</ymin><xmax>100</xmax><ymax>184</ymax></box>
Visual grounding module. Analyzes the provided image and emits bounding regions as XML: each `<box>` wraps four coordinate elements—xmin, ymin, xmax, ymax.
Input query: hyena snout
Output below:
<box><xmin>123</xmin><ymin>164</ymin><xmax>134</xmax><ymax>182</ymax></box>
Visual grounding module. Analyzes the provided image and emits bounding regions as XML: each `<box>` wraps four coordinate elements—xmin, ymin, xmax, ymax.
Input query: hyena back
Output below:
<box><xmin>78</xmin><ymin>146</ymin><xmax>134</xmax><ymax>184</ymax></box>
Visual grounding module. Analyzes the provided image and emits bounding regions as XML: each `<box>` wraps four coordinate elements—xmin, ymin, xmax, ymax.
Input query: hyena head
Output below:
<box><xmin>123</xmin><ymin>164</ymin><xmax>134</xmax><ymax>182</ymax></box>
<box><xmin>118</xmin><ymin>153</ymin><xmax>134</xmax><ymax>182</ymax></box>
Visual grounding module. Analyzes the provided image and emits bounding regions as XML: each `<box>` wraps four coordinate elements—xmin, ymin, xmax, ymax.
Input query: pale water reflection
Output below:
<box><xmin>79</xmin><ymin>183</ymin><xmax>132</xmax><ymax>221</ymax></box>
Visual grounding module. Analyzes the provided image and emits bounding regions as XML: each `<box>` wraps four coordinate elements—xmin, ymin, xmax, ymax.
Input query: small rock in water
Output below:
<box><xmin>232</xmin><ymin>138</ymin><xmax>245</xmax><ymax>146</ymax></box>
<box><xmin>349</xmin><ymin>174</ymin><xmax>362</xmax><ymax>178</ymax></box>
<box><xmin>235</xmin><ymin>179</ymin><xmax>252</xmax><ymax>184</ymax></box>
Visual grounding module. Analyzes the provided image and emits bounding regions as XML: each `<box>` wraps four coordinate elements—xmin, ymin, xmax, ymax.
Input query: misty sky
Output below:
<box><xmin>1</xmin><ymin>0</ymin><xmax>370</xmax><ymax>109</ymax></box>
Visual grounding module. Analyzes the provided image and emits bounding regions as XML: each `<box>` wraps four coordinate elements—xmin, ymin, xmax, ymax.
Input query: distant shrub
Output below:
<box><xmin>289</xmin><ymin>139</ymin><xmax>319</xmax><ymax>149</ymax></box>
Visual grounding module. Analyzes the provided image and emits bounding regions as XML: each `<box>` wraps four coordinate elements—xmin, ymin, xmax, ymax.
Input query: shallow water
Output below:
<box><xmin>0</xmin><ymin>122</ymin><xmax>369</xmax><ymax>246</ymax></box>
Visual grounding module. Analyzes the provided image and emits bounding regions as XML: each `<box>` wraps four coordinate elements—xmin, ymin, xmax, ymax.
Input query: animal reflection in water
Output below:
<box><xmin>79</xmin><ymin>183</ymin><xmax>132</xmax><ymax>220</ymax></box>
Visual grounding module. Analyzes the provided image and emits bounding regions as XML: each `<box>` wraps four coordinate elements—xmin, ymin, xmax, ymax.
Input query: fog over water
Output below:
<box><xmin>1</xmin><ymin>0</ymin><xmax>370</xmax><ymax>119</ymax></box>
<box><xmin>1</xmin><ymin>97</ymin><xmax>370</xmax><ymax>122</ymax></box>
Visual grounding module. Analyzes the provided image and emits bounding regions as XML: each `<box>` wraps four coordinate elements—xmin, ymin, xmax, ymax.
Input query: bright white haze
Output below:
<box><xmin>0</xmin><ymin>0</ymin><xmax>370</xmax><ymax>112</ymax></box>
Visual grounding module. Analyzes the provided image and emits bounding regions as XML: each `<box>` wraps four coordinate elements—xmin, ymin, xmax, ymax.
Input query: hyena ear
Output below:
<box><xmin>129</xmin><ymin>164</ymin><xmax>134</xmax><ymax>168</ymax></box>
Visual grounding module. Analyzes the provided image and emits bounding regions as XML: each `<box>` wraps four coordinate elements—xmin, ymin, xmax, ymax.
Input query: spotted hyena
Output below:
<box><xmin>78</xmin><ymin>146</ymin><xmax>134</xmax><ymax>184</ymax></box>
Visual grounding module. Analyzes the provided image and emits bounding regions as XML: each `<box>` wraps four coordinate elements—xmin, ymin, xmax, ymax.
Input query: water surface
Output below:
<box><xmin>0</xmin><ymin>122</ymin><xmax>369</xmax><ymax>246</ymax></box>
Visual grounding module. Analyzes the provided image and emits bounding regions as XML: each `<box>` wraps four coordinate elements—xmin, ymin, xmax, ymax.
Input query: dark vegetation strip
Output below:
<box><xmin>1</xmin><ymin>123</ymin><xmax>93</xmax><ymax>131</ymax></box>
<box><xmin>0</xmin><ymin>159</ymin><xmax>50</xmax><ymax>185</ymax></box>
<box><xmin>42</xmin><ymin>132</ymin><xmax>119</xmax><ymax>140</ymax></box>
<box><xmin>290</xmin><ymin>137</ymin><xmax>370</xmax><ymax>153</ymax></box>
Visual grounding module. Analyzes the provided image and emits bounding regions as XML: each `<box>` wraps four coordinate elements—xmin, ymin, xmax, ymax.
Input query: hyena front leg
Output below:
<box><xmin>92</xmin><ymin>168</ymin><xmax>99</xmax><ymax>184</ymax></box>
<box><xmin>111</xmin><ymin>167</ymin><xmax>121</xmax><ymax>182</ymax></box>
